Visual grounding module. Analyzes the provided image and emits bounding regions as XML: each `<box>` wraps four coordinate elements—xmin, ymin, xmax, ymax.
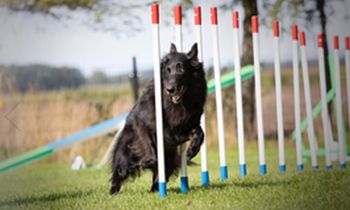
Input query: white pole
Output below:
<box><xmin>232</xmin><ymin>11</ymin><xmax>246</xmax><ymax>177</ymax></box>
<box><xmin>299</xmin><ymin>30</ymin><xmax>319</xmax><ymax>170</ymax></box>
<box><xmin>346</xmin><ymin>36</ymin><xmax>350</xmax><ymax>147</ymax></box>
<box><xmin>151</xmin><ymin>3</ymin><xmax>166</xmax><ymax>198</ymax></box>
<box><xmin>272</xmin><ymin>21</ymin><xmax>286</xmax><ymax>173</ymax></box>
<box><xmin>174</xmin><ymin>5</ymin><xmax>189</xmax><ymax>193</ymax></box>
<box><xmin>316</xmin><ymin>33</ymin><xmax>333</xmax><ymax>170</ymax></box>
<box><xmin>332</xmin><ymin>35</ymin><xmax>347</xmax><ymax>169</ymax></box>
<box><xmin>291</xmin><ymin>25</ymin><xmax>304</xmax><ymax>171</ymax></box>
<box><xmin>195</xmin><ymin>6</ymin><xmax>209</xmax><ymax>186</ymax></box>
<box><xmin>252</xmin><ymin>16</ymin><xmax>266</xmax><ymax>175</ymax></box>
<box><xmin>211</xmin><ymin>7</ymin><xmax>228</xmax><ymax>180</ymax></box>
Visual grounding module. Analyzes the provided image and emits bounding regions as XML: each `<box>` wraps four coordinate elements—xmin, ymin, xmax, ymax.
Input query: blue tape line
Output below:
<box><xmin>239</xmin><ymin>164</ymin><xmax>247</xmax><ymax>177</ymax></box>
<box><xmin>297</xmin><ymin>164</ymin><xmax>303</xmax><ymax>172</ymax></box>
<box><xmin>220</xmin><ymin>166</ymin><xmax>228</xmax><ymax>180</ymax></box>
<box><xmin>259</xmin><ymin>164</ymin><xmax>267</xmax><ymax>175</ymax></box>
<box><xmin>279</xmin><ymin>165</ymin><xmax>286</xmax><ymax>173</ymax></box>
<box><xmin>312</xmin><ymin>165</ymin><xmax>319</xmax><ymax>170</ymax></box>
<box><xmin>46</xmin><ymin>113</ymin><xmax>128</xmax><ymax>149</ymax></box>
<box><xmin>159</xmin><ymin>182</ymin><xmax>166</xmax><ymax>198</ymax></box>
<box><xmin>180</xmin><ymin>176</ymin><xmax>188</xmax><ymax>193</ymax></box>
<box><xmin>201</xmin><ymin>171</ymin><xmax>209</xmax><ymax>187</ymax></box>
<box><xmin>340</xmin><ymin>163</ymin><xmax>347</xmax><ymax>169</ymax></box>
<box><xmin>326</xmin><ymin>165</ymin><xmax>333</xmax><ymax>170</ymax></box>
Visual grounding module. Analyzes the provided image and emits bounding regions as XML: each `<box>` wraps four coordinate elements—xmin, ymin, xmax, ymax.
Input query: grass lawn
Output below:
<box><xmin>1</xmin><ymin>141</ymin><xmax>350</xmax><ymax>210</ymax></box>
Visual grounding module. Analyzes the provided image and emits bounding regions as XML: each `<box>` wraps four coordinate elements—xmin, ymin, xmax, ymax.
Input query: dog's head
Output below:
<box><xmin>161</xmin><ymin>43</ymin><xmax>201</xmax><ymax>104</ymax></box>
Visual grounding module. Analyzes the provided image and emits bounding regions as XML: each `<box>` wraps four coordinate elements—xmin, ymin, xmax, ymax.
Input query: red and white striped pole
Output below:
<box><xmin>291</xmin><ymin>24</ymin><xmax>303</xmax><ymax>172</ymax></box>
<box><xmin>298</xmin><ymin>30</ymin><xmax>319</xmax><ymax>170</ymax></box>
<box><xmin>316</xmin><ymin>33</ymin><xmax>334</xmax><ymax>170</ymax></box>
<box><xmin>345</xmin><ymin>36</ymin><xmax>350</xmax><ymax>142</ymax></box>
<box><xmin>210</xmin><ymin>7</ymin><xmax>228</xmax><ymax>180</ymax></box>
<box><xmin>174</xmin><ymin>5</ymin><xmax>189</xmax><ymax>192</ymax></box>
<box><xmin>333</xmin><ymin>35</ymin><xmax>347</xmax><ymax>169</ymax></box>
<box><xmin>194</xmin><ymin>6</ymin><xmax>209</xmax><ymax>186</ymax></box>
<box><xmin>251</xmin><ymin>16</ymin><xmax>266</xmax><ymax>175</ymax></box>
<box><xmin>272</xmin><ymin>20</ymin><xmax>286</xmax><ymax>173</ymax></box>
<box><xmin>151</xmin><ymin>3</ymin><xmax>166</xmax><ymax>198</ymax></box>
<box><xmin>232</xmin><ymin>11</ymin><xmax>246</xmax><ymax>177</ymax></box>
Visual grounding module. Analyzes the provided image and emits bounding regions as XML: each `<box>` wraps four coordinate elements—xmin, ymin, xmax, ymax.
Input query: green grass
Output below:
<box><xmin>1</xmin><ymin>142</ymin><xmax>350</xmax><ymax>210</ymax></box>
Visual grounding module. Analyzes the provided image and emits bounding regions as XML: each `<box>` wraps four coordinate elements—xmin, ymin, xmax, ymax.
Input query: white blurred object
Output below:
<box><xmin>71</xmin><ymin>155</ymin><xmax>86</xmax><ymax>170</ymax></box>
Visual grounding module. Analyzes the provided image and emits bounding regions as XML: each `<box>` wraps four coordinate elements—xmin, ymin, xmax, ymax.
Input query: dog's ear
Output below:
<box><xmin>187</xmin><ymin>43</ymin><xmax>198</xmax><ymax>60</ymax></box>
<box><xmin>170</xmin><ymin>43</ymin><xmax>177</xmax><ymax>54</ymax></box>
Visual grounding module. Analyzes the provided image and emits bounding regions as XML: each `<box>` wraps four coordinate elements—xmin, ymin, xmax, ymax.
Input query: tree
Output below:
<box><xmin>89</xmin><ymin>70</ymin><xmax>108</xmax><ymax>85</ymax></box>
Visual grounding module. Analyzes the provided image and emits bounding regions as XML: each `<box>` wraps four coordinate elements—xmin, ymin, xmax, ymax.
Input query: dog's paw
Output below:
<box><xmin>109</xmin><ymin>185</ymin><xmax>121</xmax><ymax>195</ymax></box>
<box><xmin>150</xmin><ymin>183</ymin><xmax>159</xmax><ymax>192</ymax></box>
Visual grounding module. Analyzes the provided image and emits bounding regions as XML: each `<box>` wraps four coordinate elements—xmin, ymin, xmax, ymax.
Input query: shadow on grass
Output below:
<box><xmin>167</xmin><ymin>178</ymin><xmax>293</xmax><ymax>194</ymax></box>
<box><xmin>0</xmin><ymin>189</ymin><xmax>94</xmax><ymax>207</ymax></box>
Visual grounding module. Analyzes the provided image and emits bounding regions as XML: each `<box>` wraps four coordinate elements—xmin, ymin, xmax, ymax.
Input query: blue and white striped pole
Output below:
<box><xmin>151</xmin><ymin>3</ymin><xmax>166</xmax><ymax>198</ymax></box>
<box><xmin>211</xmin><ymin>7</ymin><xmax>228</xmax><ymax>181</ymax></box>
<box><xmin>174</xmin><ymin>4</ymin><xmax>189</xmax><ymax>193</ymax></box>
<box><xmin>332</xmin><ymin>35</ymin><xmax>347</xmax><ymax>169</ymax></box>
<box><xmin>194</xmin><ymin>6</ymin><xmax>209</xmax><ymax>186</ymax></box>
<box><xmin>299</xmin><ymin>31</ymin><xmax>320</xmax><ymax>170</ymax></box>
<box><xmin>252</xmin><ymin>16</ymin><xmax>267</xmax><ymax>175</ymax></box>
<box><xmin>316</xmin><ymin>33</ymin><xmax>334</xmax><ymax>170</ymax></box>
<box><xmin>232</xmin><ymin>11</ymin><xmax>246</xmax><ymax>177</ymax></box>
<box><xmin>272</xmin><ymin>20</ymin><xmax>286</xmax><ymax>173</ymax></box>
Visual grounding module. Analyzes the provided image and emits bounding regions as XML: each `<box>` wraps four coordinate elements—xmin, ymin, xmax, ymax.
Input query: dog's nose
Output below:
<box><xmin>166</xmin><ymin>85</ymin><xmax>175</xmax><ymax>94</ymax></box>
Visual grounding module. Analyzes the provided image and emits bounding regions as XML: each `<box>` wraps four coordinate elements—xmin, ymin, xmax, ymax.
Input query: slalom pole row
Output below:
<box><xmin>151</xmin><ymin>3</ymin><xmax>349</xmax><ymax>198</ymax></box>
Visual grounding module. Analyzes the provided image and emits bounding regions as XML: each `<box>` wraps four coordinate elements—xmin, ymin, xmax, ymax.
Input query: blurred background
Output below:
<box><xmin>0</xmin><ymin>0</ymin><xmax>349</xmax><ymax>163</ymax></box>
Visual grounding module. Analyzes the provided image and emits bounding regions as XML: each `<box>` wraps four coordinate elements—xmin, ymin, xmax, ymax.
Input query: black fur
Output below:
<box><xmin>110</xmin><ymin>43</ymin><xmax>207</xmax><ymax>194</ymax></box>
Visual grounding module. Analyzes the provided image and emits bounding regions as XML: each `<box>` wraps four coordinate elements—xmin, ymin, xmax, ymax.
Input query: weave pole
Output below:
<box><xmin>174</xmin><ymin>5</ymin><xmax>189</xmax><ymax>193</ymax></box>
<box><xmin>272</xmin><ymin>20</ymin><xmax>286</xmax><ymax>173</ymax></box>
<box><xmin>299</xmin><ymin>31</ymin><xmax>319</xmax><ymax>170</ymax></box>
<box><xmin>291</xmin><ymin>24</ymin><xmax>303</xmax><ymax>171</ymax></box>
<box><xmin>251</xmin><ymin>16</ymin><xmax>266</xmax><ymax>175</ymax></box>
<box><xmin>232</xmin><ymin>11</ymin><xmax>246</xmax><ymax>177</ymax></box>
<box><xmin>346</xmin><ymin>36</ymin><xmax>350</xmax><ymax>136</ymax></box>
<box><xmin>151</xmin><ymin>3</ymin><xmax>166</xmax><ymax>197</ymax></box>
<box><xmin>332</xmin><ymin>35</ymin><xmax>347</xmax><ymax>169</ymax></box>
<box><xmin>211</xmin><ymin>7</ymin><xmax>228</xmax><ymax>180</ymax></box>
<box><xmin>317</xmin><ymin>33</ymin><xmax>333</xmax><ymax>170</ymax></box>
<box><xmin>194</xmin><ymin>6</ymin><xmax>209</xmax><ymax>186</ymax></box>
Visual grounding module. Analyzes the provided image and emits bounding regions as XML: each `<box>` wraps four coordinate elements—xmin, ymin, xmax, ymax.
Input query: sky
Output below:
<box><xmin>0</xmin><ymin>1</ymin><xmax>349</xmax><ymax>76</ymax></box>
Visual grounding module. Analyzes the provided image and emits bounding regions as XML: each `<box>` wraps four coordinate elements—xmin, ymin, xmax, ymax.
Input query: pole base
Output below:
<box><xmin>220</xmin><ymin>166</ymin><xmax>228</xmax><ymax>181</ymax></box>
<box><xmin>340</xmin><ymin>163</ymin><xmax>347</xmax><ymax>169</ymax></box>
<box><xmin>279</xmin><ymin>164</ymin><xmax>286</xmax><ymax>173</ymax></box>
<box><xmin>159</xmin><ymin>182</ymin><xmax>166</xmax><ymax>198</ymax></box>
<box><xmin>259</xmin><ymin>164</ymin><xmax>267</xmax><ymax>175</ymax></box>
<box><xmin>297</xmin><ymin>164</ymin><xmax>303</xmax><ymax>172</ymax></box>
<box><xmin>239</xmin><ymin>164</ymin><xmax>247</xmax><ymax>177</ymax></box>
<box><xmin>325</xmin><ymin>165</ymin><xmax>333</xmax><ymax>170</ymax></box>
<box><xmin>201</xmin><ymin>171</ymin><xmax>209</xmax><ymax>187</ymax></box>
<box><xmin>180</xmin><ymin>176</ymin><xmax>188</xmax><ymax>193</ymax></box>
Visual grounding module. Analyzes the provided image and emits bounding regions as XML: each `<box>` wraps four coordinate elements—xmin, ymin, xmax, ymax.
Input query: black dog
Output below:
<box><xmin>110</xmin><ymin>43</ymin><xmax>207</xmax><ymax>194</ymax></box>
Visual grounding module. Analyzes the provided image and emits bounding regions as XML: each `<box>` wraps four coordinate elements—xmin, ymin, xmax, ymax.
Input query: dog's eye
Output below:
<box><xmin>167</xmin><ymin>67</ymin><xmax>171</xmax><ymax>73</ymax></box>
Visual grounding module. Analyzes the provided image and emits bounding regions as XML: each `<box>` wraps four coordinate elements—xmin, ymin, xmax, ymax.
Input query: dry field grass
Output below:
<box><xmin>0</xmin><ymin>66</ymin><xmax>349</xmax><ymax>163</ymax></box>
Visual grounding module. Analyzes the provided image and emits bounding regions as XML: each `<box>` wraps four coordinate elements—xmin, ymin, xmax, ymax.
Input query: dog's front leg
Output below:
<box><xmin>186</xmin><ymin>126</ymin><xmax>204</xmax><ymax>161</ymax></box>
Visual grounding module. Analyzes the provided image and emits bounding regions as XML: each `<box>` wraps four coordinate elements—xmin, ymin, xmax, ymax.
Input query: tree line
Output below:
<box><xmin>0</xmin><ymin>65</ymin><xmax>85</xmax><ymax>93</ymax></box>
